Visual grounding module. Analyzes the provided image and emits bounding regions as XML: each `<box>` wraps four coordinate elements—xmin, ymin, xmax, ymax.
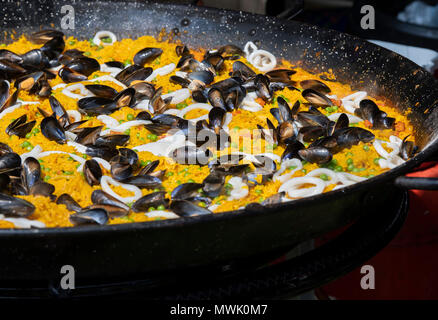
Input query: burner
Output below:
<box><xmin>0</xmin><ymin>190</ymin><xmax>408</xmax><ymax>299</ymax></box>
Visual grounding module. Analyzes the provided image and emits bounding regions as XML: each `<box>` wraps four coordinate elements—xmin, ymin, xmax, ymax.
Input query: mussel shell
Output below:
<box><xmin>170</xmin><ymin>146</ymin><xmax>212</xmax><ymax>166</ymax></box>
<box><xmin>84</xmin><ymin>159</ymin><xmax>103</xmax><ymax>186</ymax></box>
<box><xmin>130</xmin><ymin>81</ymin><xmax>155</xmax><ymax>100</ymax></box>
<box><xmin>111</xmin><ymin>161</ymin><xmax>133</xmax><ymax>181</ymax></box>
<box><xmin>122</xmin><ymin>67</ymin><xmax>153</xmax><ymax>86</ymax></box>
<box><xmin>21</xmin><ymin>157</ymin><xmax>41</xmax><ymax>191</ymax></box>
<box><xmin>0</xmin><ymin>49</ymin><xmax>23</xmax><ymax>64</ymax></box>
<box><xmin>29</xmin><ymin>29</ymin><xmax>64</xmax><ymax>44</ymax></box>
<box><xmin>0</xmin><ymin>142</ymin><xmax>13</xmax><ymax>156</ymax></box>
<box><xmin>41</xmin><ymin>116</ymin><xmax>66</xmax><ymax>144</ymax></box>
<box><xmin>77</xmin><ymin>96</ymin><xmax>118</xmax><ymax>115</ymax></box>
<box><xmin>217</xmin><ymin>44</ymin><xmax>244</xmax><ymax>56</ymax></box>
<box><xmin>91</xmin><ymin>189</ymin><xmax>130</xmax><ymax>211</ymax></box>
<box><xmin>74</xmin><ymin>126</ymin><xmax>103</xmax><ymax>145</ymax></box>
<box><xmin>69</xmin><ymin>208</ymin><xmax>109</xmax><ymax>226</ymax></box>
<box><xmin>136</xmin><ymin>111</ymin><xmax>152</xmax><ymax>121</ymax></box>
<box><xmin>132</xmin><ymin>191</ymin><xmax>169</xmax><ymax>213</ymax></box>
<box><xmin>133</xmin><ymin>47</ymin><xmax>163</xmax><ymax>66</ymax></box>
<box><xmin>65</xmin><ymin>57</ymin><xmax>100</xmax><ymax>76</ymax></box>
<box><xmin>202</xmin><ymin>172</ymin><xmax>225</xmax><ymax>198</ymax></box>
<box><xmin>188</xmin><ymin>71</ymin><xmax>214</xmax><ymax>85</ymax></box>
<box><xmin>58</xmin><ymin>66</ymin><xmax>88</xmax><ymax>83</ymax></box>
<box><xmin>301</xmin><ymin>88</ymin><xmax>332</xmax><ymax>107</ymax></box>
<box><xmin>56</xmin><ymin>193</ymin><xmax>82</xmax><ymax>212</ymax></box>
<box><xmin>41</xmin><ymin>36</ymin><xmax>65</xmax><ymax>60</ymax></box>
<box><xmin>299</xmin><ymin>125</ymin><xmax>325</xmax><ymax>143</ymax></box>
<box><xmin>298</xmin><ymin>146</ymin><xmax>332</xmax><ymax>164</ymax></box>
<box><xmin>85</xmin><ymin>84</ymin><xmax>118</xmax><ymax>99</ymax></box>
<box><xmin>400</xmin><ymin>137</ymin><xmax>417</xmax><ymax>160</ymax></box>
<box><xmin>208</xmin><ymin>88</ymin><xmax>226</xmax><ymax>110</ymax></box>
<box><xmin>29</xmin><ymin>181</ymin><xmax>55</xmax><ymax>198</ymax></box>
<box><xmin>137</xmin><ymin>159</ymin><xmax>159</xmax><ymax>175</ymax></box>
<box><xmin>6</xmin><ymin>116</ymin><xmax>36</xmax><ymax>138</ymax></box>
<box><xmin>94</xmin><ymin>134</ymin><xmax>130</xmax><ymax>148</ymax></box>
<box><xmin>281</xmin><ymin>140</ymin><xmax>305</xmax><ymax>160</ymax></box>
<box><xmin>0</xmin><ymin>152</ymin><xmax>21</xmax><ymax>174</ymax></box>
<box><xmin>20</xmin><ymin>49</ymin><xmax>51</xmax><ymax>69</ymax></box>
<box><xmin>170</xmin><ymin>200</ymin><xmax>212</xmax><ymax>217</ymax></box>
<box><xmin>171</xmin><ymin>182</ymin><xmax>204</xmax><ymax>201</ymax></box>
<box><xmin>300</xmin><ymin>79</ymin><xmax>331</xmax><ymax>94</ymax></box>
<box><xmin>104</xmin><ymin>61</ymin><xmax>125</xmax><ymax>69</ymax></box>
<box><xmin>333</xmin><ymin>127</ymin><xmax>375</xmax><ymax>148</ymax></box>
<box><xmin>254</xmin><ymin>74</ymin><xmax>272</xmax><ymax>100</ymax></box>
<box><xmin>0</xmin><ymin>173</ymin><xmax>10</xmax><ymax>191</ymax></box>
<box><xmin>85</xmin><ymin>145</ymin><xmax>119</xmax><ymax>161</ymax></box>
<box><xmin>84</xmin><ymin>204</ymin><xmax>128</xmax><ymax>218</ymax></box>
<box><xmin>119</xmin><ymin>148</ymin><xmax>139</xmax><ymax>166</ymax></box>
<box><xmin>0</xmin><ymin>192</ymin><xmax>35</xmax><ymax>217</ymax></box>
<box><xmin>120</xmin><ymin>174</ymin><xmax>162</xmax><ymax>189</ymax></box>
<box><xmin>115</xmin><ymin>64</ymin><xmax>142</xmax><ymax>82</ymax></box>
<box><xmin>232</xmin><ymin>61</ymin><xmax>256</xmax><ymax>81</ymax></box>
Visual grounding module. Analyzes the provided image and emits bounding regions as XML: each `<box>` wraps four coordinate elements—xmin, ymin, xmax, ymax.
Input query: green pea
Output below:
<box><xmin>148</xmin><ymin>207</ymin><xmax>156</xmax><ymax>212</ymax></box>
<box><xmin>187</xmin><ymin>179</ymin><xmax>195</xmax><ymax>183</ymax></box>
<box><xmin>21</xmin><ymin>141</ymin><xmax>30</xmax><ymax>148</ymax></box>
<box><xmin>84</xmin><ymin>51</ymin><xmax>91</xmax><ymax>56</ymax></box>
<box><xmin>334</xmin><ymin>166</ymin><xmax>343</xmax><ymax>172</ymax></box>
<box><xmin>146</xmin><ymin>160</ymin><xmax>151</xmax><ymax>165</ymax></box>
<box><xmin>149</xmin><ymin>134</ymin><xmax>157</xmax><ymax>142</ymax></box>
<box><xmin>124</xmin><ymin>129</ymin><xmax>131</xmax><ymax>135</ymax></box>
<box><xmin>101</xmin><ymin>37</ymin><xmax>112</xmax><ymax>43</ymax></box>
<box><xmin>346</xmin><ymin>158</ymin><xmax>353</xmax><ymax>165</ymax></box>
<box><xmin>68</xmin><ymin>40</ymin><xmax>76</xmax><ymax>45</ymax></box>
<box><xmin>157</xmin><ymin>205</ymin><xmax>165</xmax><ymax>210</ymax></box>
<box><xmin>363</xmin><ymin>145</ymin><xmax>370</xmax><ymax>151</ymax></box>
<box><xmin>123</xmin><ymin>59</ymin><xmax>131</xmax><ymax>66</ymax></box>
<box><xmin>25</xmin><ymin>133</ymin><xmax>32</xmax><ymax>139</ymax></box>
<box><xmin>288</xmin><ymin>166</ymin><xmax>297</xmax><ymax>170</ymax></box>
<box><xmin>325</xmin><ymin>106</ymin><xmax>333</xmax><ymax>113</ymax></box>
<box><xmin>176</xmin><ymin>102</ymin><xmax>188</xmax><ymax>109</ymax></box>
<box><xmin>320</xmin><ymin>174</ymin><xmax>329</xmax><ymax>181</ymax></box>
<box><xmin>255</xmin><ymin>189</ymin><xmax>263</xmax><ymax>194</ymax></box>
<box><xmin>38</xmin><ymin>159</ymin><xmax>44</xmax><ymax>163</ymax></box>
<box><xmin>153</xmin><ymin>188</ymin><xmax>160</xmax><ymax>192</ymax></box>
<box><xmin>352</xmin><ymin>168</ymin><xmax>360</xmax><ymax>173</ymax></box>
<box><xmin>44</xmin><ymin>176</ymin><xmax>51</xmax><ymax>181</ymax></box>
<box><xmin>82</xmin><ymin>154</ymin><xmax>87</xmax><ymax>159</ymax></box>
<box><xmin>258</xmin><ymin>197</ymin><xmax>264</xmax><ymax>203</ymax></box>
<box><xmin>166</xmin><ymin>171</ymin><xmax>174</xmax><ymax>177</ymax></box>
<box><xmin>347</xmin><ymin>164</ymin><xmax>355</xmax><ymax>171</ymax></box>
<box><xmin>64</xmin><ymin>171</ymin><xmax>74</xmax><ymax>175</ymax></box>
<box><xmin>127</xmin><ymin>114</ymin><xmax>134</xmax><ymax>121</ymax></box>
<box><xmin>301</xmin><ymin>169</ymin><xmax>307</xmax><ymax>174</ymax></box>
<box><xmin>374</xmin><ymin>157</ymin><xmax>381</xmax><ymax>165</ymax></box>
<box><xmin>176</xmin><ymin>180</ymin><xmax>182</xmax><ymax>185</ymax></box>
<box><xmin>198</xmin><ymin>202</ymin><xmax>206</xmax><ymax>208</ymax></box>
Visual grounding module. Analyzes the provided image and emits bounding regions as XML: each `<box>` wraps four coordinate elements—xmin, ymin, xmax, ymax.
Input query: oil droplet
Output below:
<box><xmin>181</xmin><ymin>18</ymin><xmax>190</xmax><ymax>27</ymax></box>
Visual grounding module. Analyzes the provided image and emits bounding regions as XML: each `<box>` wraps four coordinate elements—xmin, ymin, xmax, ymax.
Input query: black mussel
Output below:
<box><xmin>59</xmin><ymin>49</ymin><xmax>85</xmax><ymax>64</ymax></box>
<box><xmin>65</xmin><ymin>57</ymin><xmax>100</xmax><ymax>77</ymax></box>
<box><xmin>56</xmin><ymin>193</ymin><xmax>82</xmax><ymax>212</ymax></box>
<box><xmin>224</xmin><ymin>86</ymin><xmax>245</xmax><ymax>111</ymax></box>
<box><xmin>0</xmin><ymin>59</ymin><xmax>27</xmax><ymax>78</ymax></box>
<box><xmin>74</xmin><ymin>126</ymin><xmax>103</xmax><ymax>145</ymax></box>
<box><xmin>149</xmin><ymin>87</ymin><xmax>168</xmax><ymax>114</ymax></box>
<box><xmin>70</xmin><ymin>208</ymin><xmax>109</xmax><ymax>226</ymax></box>
<box><xmin>0</xmin><ymin>143</ymin><xmax>13</xmax><ymax>156</ymax></box>
<box><xmin>29</xmin><ymin>29</ymin><xmax>64</xmax><ymax>44</ymax></box>
<box><xmin>281</xmin><ymin>140</ymin><xmax>305</xmax><ymax>160</ymax></box>
<box><xmin>111</xmin><ymin>161</ymin><xmax>133</xmax><ymax>181</ymax></box>
<box><xmin>176</xmin><ymin>45</ymin><xmax>190</xmax><ymax>57</ymax></box>
<box><xmin>188</xmin><ymin>71</ymin><xmax>214</xmax><ymax>85</ymax></box>
<box><xmin>132</xmin><ymin>191</ymin><xmax>169</xmax><ymax>213</ymax></box>
<box><xmin>258</xmin><ymin>118</ymin><xmax>278</xmax><ymax>145</ymax></box>
<box><xmin>77</xmin><ymin>96</ymin><xmax>118</xmax><ymax>115</ymax></box>
<box><xmin>41</xmin><ymin>36</ymin><xmax>65</xmax><ymax>60</ymax></box>
<box><xmin>254</xmin><ymin>74</ymin><xmax>272</xmax><ymax>100</ymax></box>
<box><xmin>0</xmin><ymin>173</ymin><xmax>10</xmax><ymax>191</ymax></box>
<box><xmin>212</xmin><ymin>163</ymin><xmax>248</xmax><ymax>176</ymax></box>
<box><xmin>104</xmin><ymin>60</ymin><xmax>125</xmax><ymax>69</ymax></box>
<box><xmin>299</xmin><ymin>125</ymin><xmax>326</xmax><ymax>143</ymax></box>
<box><xmin>0</xmin><ymin>80</ymin><xmax>10</xmax><ymax>110</ymax></box>
<box><xmin>265</xmin><ymin>69</ymin><xmax>296</xmax><ymax>83</ymax></box>
<box><xmin>85</xmin><ymin>145</ymin><xmax>118</xmax><ymax>161</ymax></box>
<box><xmin>49</xmin><ymin>96</ymin><xmax>68</xmax><ymax>119</ymax></box>
<box><xmin>278</xmin><ymin>121</ymin><xmax>296</xmax><ymax>145</ymax></box>
<box><xmin>94</xmin><ymin>134</ymin><xmax>130</xmax><ymax>148</ymax></box>
<box><xmin>21</xmin><ymin>157</ymin><xmax>41</xmax><ymax>192</ymax></box>
<box><xmin>85</xmin><ymin>203</ymin><xmax>128</xmax><ymax>218</ymax></box>
<box><xmin>277</xmin><ymin>96</ymin><xmax>294</xmax><ymax>123</ymax></box>
<box><xmin>262</xmin><ymin>192</ymin><xmax>285</xmax><ymax>206</ymax></box>
<box><xmin>210</xmin><ymin>77</ymin><xmax>242</xmax><ymax>93</ymax></box>
<box><xmin>41</xmin><ymin>116</ymin><xmax>66</xmax><ymax>144</ymax></box>
<box><xmin>202</xmin><ymin>171</ymin><xmax>225</xmax><ymax>198</ymax></box>
<box><xmin>15</xmin><ymin>71</ymin><xmax>44</xmax><ymax>91</ymax></box>
<box><xmin>84</xmin><ymin>159</ymin><xmax>102</xmax><ymax>186</ymax></box>
<box><xmin>310</xmin><ymin>136</ymin><xmax>338</xmax><ymax>151</ymax></box>
<box><xmin>113</xmin><ymin>88</ymin><xmax>136</xmax><ymax>108</ymax></box>
<box><xmin>171</xmin><ymin>182</ymin><xmax>204</xmax><ymax>201</ymax></box>
<box><xmin>5</xmin><ymin>114</ymin><xmax>35</xmax><ymax>138</ymax></box>
<box><xmin>29</xmin><ymin>181</ymin><xmax>55</xmax><ymax>198</ymax></box>
<box><xmin>300</xmin><ymin>79</ymin><xmax>331</xmax><ymax>94</ymax></box>
<box><xmin>333</xmin><ymin>127</ymin><xmax>375</xmax><ymax>149</ymax></box>
<box><xmin>208</xmin><ymin>107</ymin><xmax>226</xmax><ymax>135</ymax></box>
<box><xmin>130</xmin><ymin>81</ymin><xmax>155</xmax><ymax>100</ymax></box>
<box><xmin>330</xmin><ymin>113</ymin><xmax>349</xmax><ymax>136</ymax></box>
<box><xmin>121</xmin><ymin>174</ymin><xmax>162</xmax><ymax>189</ymax></box>
<box><xmin>298</xmin><ymin>146</ymin><xmax>332</xmax><ymax>164</ymax></box>
<box><xmin>35</xmin><ymin>78</ymin><xmax>52</xmax><ymax>97</ymax></box>
<box><xmin>356</xmin><ymin>99</ymin><xmax>395</xmax><ymax>130</ymax></box>
<box><xmin>91</xmin><ymin>190</ymin><xmax>129</xmax><ymax>211</ymax></box>
<box><xmin>204</xmin><ymin>53</ymin><xmax>224</xmax><ymax>71</ymax></box>
<box><xmin>58</xmin><ymin>66</ymin><xmax>88</xmax><ymax>83</ymax></box>
<box><xmin>137</xmin><ymin>159</ymin><xmax>159</xmax><ymax>176</ymax></box>
<box><xmin>232</xmin><ymin>61</ymin><xmax>256</xmax><ymax>81</ymax></box>
<box><xmin>244</xmin><ymin>167</ymin><xmax>274</xmax><ymax>186</ymax></box>
<box><xmin>297</xmin><ymin>111</ymin><xmax>330</xmax><ymax>128</ymax></box>
<box><xmin>0</xmin><ymin>152</ymin><xmax>21</xmax><ymax>174</ymax></box>
<box><xmin>0</xmin><ymin>49</ymin><xmax>23</xmax><ymax>64</ymax></box>
<box><xmin>122</xmin><ymin>67</ymin><xmax>153</xmax><ymax>86</ymax></box>
<box><xmin>64</xmin><ymin>120</ymin><xmax>87</xmax><ymax>132</ymax></box>
<box><xmin>171</xmin><ymin>146</ymin><xmax>212</xmax><ymax>166</ymax></box>
<box><xmin>85</xmin><ymin>84</ymin><xmax>118</xmax><ymax>99</ymax></box>
<box><xmin>115</xmin><ymin>64</ymin><xmax>142</xmax><ymax>82</ymax></box>
<box><xmin>192</xmin><ymin>89</ymin><xmax>208</xmax><ymax>103</ymax></box>
<box><xmin>133</xmin><ymin>47</ymin><xmax>163</xmax><ymax>66</ymax></box>
<box><xmin>119</xmin><ymin>148</ymin><xmax>139</xmax><ymax>166</ymax></box>
<box><xmin>301</xmin><ymin>88</ymin><xmax>332</xmax><ymax>107</ymax></box>
<box><xmin>170</xmin><ymin>75</ymin><xmax>191</xmax><ymax>88</ymax></box>
<box><xmin>10</xmin><ymin>178</ymin><xmax>27</xmax><ymax>196</ymax></box>
<box><xmin>208</xmin><ymin>88</ymin><xmax>226</xmax><ymax>110</ymax></box>
<box><xmin>217</xmin><ymin>44</ymin><xmax>244</xmax><ymax>57</ymax></box>
<box><xmin>400</xmin><ymin>136</ymin><xmax>418</xmax><ymax>160</ymax></box>
<box><xmin>0</xmin><ymin>193</ymin><xmax>35</xmax><ymax>217</ymax></box>
<box><xmin>170</xmin><ymin>200</ymin><xmax>212</xmax><ymax>217</ymax></box>
<box><xmin>136</xmin><ymin>111</ymin><xmax>152</xmax><ymax>121</ymax></box>
<box><xmin>20</xmin><ymin>49</ymin><xmax>50</xmax><ymax>69</ymax></box>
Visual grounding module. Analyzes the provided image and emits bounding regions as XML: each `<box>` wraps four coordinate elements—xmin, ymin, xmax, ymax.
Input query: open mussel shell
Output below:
<box><xmin>69</xmin><ymin>208</ymin><xmax>109</xmax><ymax>226</ymax></box>
<box><xmin>118</xmin><ymin>148</ymin><xmax>139</xmax><ymax>166</ymax></box>
<box><xmin>111</xmin><ymin>161</ymin><xmax>133</xmax><ymax>181</ymax></box>
<box><xmin>91</xmin><ymin>190</ymin><xmax>130</xmax><ymax>211</ymax></box>
<box><xmin>171</xmin><ymin>182</ymin><xmax>204</xmax><ymax>201</ymax></box>
<box><xmin>170</xmin><ymin>200</ymin><xmax>212</xmax><ymax>217</ymax></box>
<box><xmin>0</xmin><ymin>152</ymin><xmax>21</xmax><ymax>174</ymax></box>
<box><xmin>28</xmin><ymin>29</ymin><xmax>64</xmax><ymax>44</ymax></box>
<box><xmin>254</xmin><ymin>74</ymin><xmax>272</xmax><ymax>100</ymax></box>
<box><xmin>74</xmin><ymin>126</ymin><xmax>103</xmax><ymax>145</ymax></box>
<box><xmin>207</xmin><ymin>88</ymin><xmax>226</xmax><ymax>110</ymax></box>
<box><xmin>120</xmin><ymin>174</ymin><xmax>162</xmax><ymax>189</ymax></box>
<box><xmin>29</xmin><ymin>181</ymin><xmax>56</xmax><ymax>199</ymax></box>
<box><xmin>77</xmin><ymin>96</ymin><xmax>117</xmax><ymax>115</ymax></box>
<box><xmin>232</xmin><ymin>61</ymin><xmax>256</xmax><ymax>81</ymax></box>
<box><xmin>0</xmin><ymin>49</ymin><xmax>23</xmax><ymax>64</ymax></box>
<box><xmin>217</xmin><ymin>44</ymin><xmax>244</xmax><ymax>57</ymax></box>
<box><xmin>21</xmin><ymin>157</ymin><xmax>41</xmax><ymax>191</ymax></box>
<box><xmin>41</xmin><ymin>116</ymin><xmax>66</xmax><ymax>144</ymax></box>
<box><xmin>0</xmin><ymin>192</ymin><xmax>35</xmax><ymax>217</ymax></box>
<box><xmin>202</xmin><ymin>172</ymin><xmax>225</xmax><ymax>198</ymax></box>
<box><xmin>137</xmin><ymin>160</ymin><xmax>159</xmax><ymax>176</ymax></box>
<box><xmin>170</xmin><ymin>146</ymin><xmax>212</xmax><ymax>166</ymax></box>
<box><xmin>56</xmin><ymin>193</ymin><xmax>82</xmax><ymax>212</ymax></box>
<box><xmin>133</xmin><ymin>47</ymin><xmax>163</xmax><ymax>66</ymax></box>
<box><xmin>301</xmin><ymin>88</ymin><xmax>332</xmax><ymax>107</ymax></box>
<box><xmin>5</xmin><ymin>115</ymin><xmax>36</xmax><ymax>138</ymax></box>
<box><xmin>58</xmin><ymin>66</ymin><xmax>88</xmax><ymax>83</ymax></box>
<box><xmin>132</xmin><ymin>191</ymin><xmax>169</xmax><ymax>213</ymax></box>
<box><xmin>94</xmin><ymin>134</ymin><xmax>130</xmax><ymax>148</ymax></box>
<box><xmin>333</xmin><ymin>127</ymin><xmax>375</xmax><ymax>149</ymax></box>
<box><xmin>84</xmin><ymin>159</ymin><xmax>102</xmax><ymax>186</ymax></box>
<box><xmin>281</xmin><ymin>140</ymin><xmax>305</xmax><ymax>160</ymax></box>
<box><xmin>300</xmin><ymin>80</ymin><xmax>331</xmax><ymax>94</ymax></box>
<box><xmin>298</xmin><ymin>146</ymin><xmax>332</xmax><ymax>164</ymax></box>
<box><xmin>65</xmin><ymin>57</ymin><xmax>100</xmax><ymax>77</ymax></box>
<box><xmin>0</xmin><ymin>173</ymin><xmax>10</xmax><ymax>191</ymax></box>
<box><xmin>86</xmin><ymin>145</ymin><xmax>118</xmax><ymax>161</ymax></box>
<box><xmin>85</xmin><ymin>84</ymin><xmax>118</xmax><ymax>99</ymax></box>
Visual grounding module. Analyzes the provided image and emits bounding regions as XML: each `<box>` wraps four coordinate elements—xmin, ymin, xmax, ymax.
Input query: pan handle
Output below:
<box><xmin>394</xmin><ymin>176</ymin><xmax>438</xmax><ymax>190</ymax></box>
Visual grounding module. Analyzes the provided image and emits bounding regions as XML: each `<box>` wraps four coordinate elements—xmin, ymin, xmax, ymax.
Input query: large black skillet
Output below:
<box><xmin>0</xmin><ymin>0</ymin><xmax>438</xmax><ymax>282</ymax></box>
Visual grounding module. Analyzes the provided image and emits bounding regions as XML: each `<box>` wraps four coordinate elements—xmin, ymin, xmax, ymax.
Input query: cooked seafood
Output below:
<box><xmin>0</xmin><ymin>29</ymin><xmax>416</xmax><ymax>228</ymax></box>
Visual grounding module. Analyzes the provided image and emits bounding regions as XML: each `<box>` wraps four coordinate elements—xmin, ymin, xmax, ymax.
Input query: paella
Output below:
<box><xmin>0</xmin><ymin>29</ymin><xmax>417</xmax><ymax>228</ymax></box>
